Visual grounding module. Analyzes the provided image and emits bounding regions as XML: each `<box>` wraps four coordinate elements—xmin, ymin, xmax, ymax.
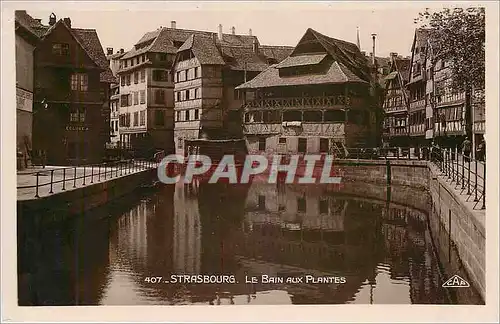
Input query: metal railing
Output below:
<box><xmin>334</xmin><ymin>146</ymin><xmax>485</xmax><ymax>210</ymax></box>
<box><xmin>18</xmin><ymin>159</ymin><xmax>160</xmax><ymax>199</ymax></box>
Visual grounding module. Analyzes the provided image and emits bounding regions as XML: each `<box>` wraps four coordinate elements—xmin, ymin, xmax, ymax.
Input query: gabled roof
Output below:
<box><xmin>178</xmin><ymin>34</ymin><xmax>225</xmax><ymax>65</ymax></box>
<box><xmin>291</xmin><ymin>28</ymin><xmax>371</xmax><ymax>82</ymax></box>
<box><xmin>176</xmin><ymin>35</ymin><xmax>274</xmax><ymax>72</ymax></box>
<box><xmin>127</xmin><ymin>26</ymin><xmax>259</xmax><ymax>60</ymax></box>
<box><xmin>236</xmin><ymin>28</ymin><xmax>371</xmax><ymax>90</ymax></box>
<box><xmin>235</xmin><ymin>60</ymin><xmax>367</xmax><ymax>90</ymax></box>
<box><xmin>15</xmin><ymin>11</ymin><xmax>116</xmax><ymax>83</ymax></box>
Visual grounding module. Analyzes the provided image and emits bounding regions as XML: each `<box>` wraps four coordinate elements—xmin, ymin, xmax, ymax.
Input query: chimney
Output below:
<box><xmin>371</xmin><ymin>33</ymin><xmax>377</xmax><ymax>66</ymax></box>
<box><xmin>49</xmin><ymin>13</ymin><xmax>56</xmax><ymax>26</ymax></box>
<box><xmin>361</xmin><ymin>51</ymin><xmax>366</xmax><ymax>57</ymax></box>
<box><xmin>218</xmin><ymin>24</ymin><xmax>223</xmax><ymax>41</ymax></box>
<box><xmin>63</xmin><ymin>17</ymin><xmax>71</xmax><ymax>28</ymax></box>
<box><xmin>35</xmin><ymin>18</ymin><xmax>42</xmax><ymax>24</ymax></box>
<box><xmin>252</xmin><ymin>38</ymin><xmax>259</xmax><ymax>55</ymax></box>
<box><xmin>231</xmin><ymin>26</ymin><xmax>235</xmax><ymax>35</ymax></box>
<box><xmin>107</xmin><ymin>47</ymin><xmax>113</xmax><ymax>55</ymax></box>
<box><xmin>171</xmin><ymin>20</ymin><xmax>176</xmax><ymax>29</ymax></box>
<box><xmin>249</xmin><ymin>28</ymin><xmax>252</xmax><ymax>36</ymax></box>
<box><xmin>390</xmin><ymin>52</ymin><xmax>398</xmax><ymax>63</ymax></box>
<box><xmin>120</xmin><ymin>48</ymin><xmax>124</xmax><ymax>54</ymax></box>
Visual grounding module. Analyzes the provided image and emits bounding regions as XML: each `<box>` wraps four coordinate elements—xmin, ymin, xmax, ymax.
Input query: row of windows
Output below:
<box><xmin>120</xmin><ymin>54</ymin><xmax>146</xmax><ymax>69</ymax></box>
<box><xmin>175</xmin><ymin>67</ymin><xmax>200</xmax><ymax>83</ymax></box>
<box><xmin>256</xmin><ymin>137</ymin><xmax>337</xmax><ymax>154</ymax></box>
<box><xmin>243</xmin><ymin>110</ymin><xmax>369</xmax><ymax>124</ymax></box>
<box><xmin>175</xmin><ymin>88</ymin><xmax>201</xmax><ymax>102</ymax></box>
<box><xmin>121</xmin><ymin>91</ymin><xmax>145</xmax><ymax>107</ymax></box>
<box><xmin>119</xmin><ymin>110</ymin><xmax>166</xmax><ymax>127</ymax></box>
<box><xmin>175</xmin><ymin>109</ymin><xmax>200</xmax><ymax>122</ymax></box>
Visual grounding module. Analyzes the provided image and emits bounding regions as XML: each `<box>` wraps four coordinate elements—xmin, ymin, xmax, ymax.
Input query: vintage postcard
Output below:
<box><xmin>1</xmin><ymin>0</ymin><xmax>499</xmax><ymax>322</ymax></box>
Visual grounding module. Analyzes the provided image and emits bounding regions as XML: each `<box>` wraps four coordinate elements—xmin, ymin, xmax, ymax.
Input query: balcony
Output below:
<box><xmin>243</xmin><ymin>95</ymin><xmax>363</xmax><ymax>110</ymax></box>
<box><xmin>35</xmin><ymin>88</ymin><xmax>103</xmax><ymax>104</ymax></box>
<box><xmin>384</xmin><ymin>105</ymin><xmax>407</xmax><ymax>114</ymax></box>
<box><xmin>383</xmin><ymin>126</ymin><xmax>408</xmax><ymax>137</ymax></box>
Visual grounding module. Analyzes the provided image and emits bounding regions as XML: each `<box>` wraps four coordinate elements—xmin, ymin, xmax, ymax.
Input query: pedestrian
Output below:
<box><xmin>461</xmin><ymin>137</ymin><xmax>472</xmax><ymax>159</ymax></box>
<box><xmin>477</xmin><ymin>138</ymin><xmax>485</xmax><ymax>162</ymax></box>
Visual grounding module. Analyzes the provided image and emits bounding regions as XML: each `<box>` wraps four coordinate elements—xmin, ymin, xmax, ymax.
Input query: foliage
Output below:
<box><xmin>415</xmin><ymin>7</ymin><xmax>485</xmax><ymax>92</ymax></box>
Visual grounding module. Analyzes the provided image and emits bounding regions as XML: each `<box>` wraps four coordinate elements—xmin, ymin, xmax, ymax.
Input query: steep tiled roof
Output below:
<box><xmin>178</xmin><ymin>34</ymin><xmax>225</xmax><ymax>65</ymax></box>
<box><xmin>129</xmin><ymin>26</ymin><xmax>258</xmax><ymax>60</ymax></box>
<box><xmin>260</xmin><ymin>45</ymin><xmax>294</xmax><ymax>63</ymax></box>
<box><xmin>395</xmin><ymin>58</ymin><xmax>411</xmax><ymax>84</ymax></box>
<box><xmin>15</xmin><ymin>11</ymin><xmax>115</xmax><ymax>83</ymax></box>
<box><xmin>177</xmin><ymin>35</ymin><xmax>271</xmax><ymax>71</ymax></box>
<box><xmin>291</xmin><ymin>28</ymin><xmax>372</xmax><ymax>82</ymax></box>
<box><xmin>236</xmin><ymin>28</ymin><xmax>371</xmax><ymax>90</ymax></box>
<box><xmin>221</xmin><ymin>46</ymin><xmax>269</xmax><ymax>71</ymax></box>
<box><xmin>275</xmin><ymin>53</ymin><xmax>327</xmax><ymax>69</ymax></box>
<box><xmin>235</xmin><ymin>60</ymin><xmax>367</xmax><ymax>90</ymax></box>
<box><xmin>72</xmin><ymin>28</ymin><xmax>116</xmax><ymax>83</ymax></box>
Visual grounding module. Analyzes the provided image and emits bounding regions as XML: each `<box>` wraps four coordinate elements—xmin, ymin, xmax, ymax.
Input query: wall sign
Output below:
<box><xmin>66</xmin><ymin>126</ymin><xmax>89</xmax><ymax>131</ymax></box>
<box><xmin>16</xmin><ymin>87</ymin><xmax>33</xmax><ymax>112</ymax></box>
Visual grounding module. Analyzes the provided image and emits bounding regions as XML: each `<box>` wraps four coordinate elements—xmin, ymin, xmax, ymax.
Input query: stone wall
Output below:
<box><xmin>332</xmin><ymin>158</ymin><xmax>485</xmax><ymax>300</ymax></box>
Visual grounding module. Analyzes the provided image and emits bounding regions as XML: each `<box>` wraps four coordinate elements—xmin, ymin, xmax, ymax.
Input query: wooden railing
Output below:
<box><xmin>243</xmin><ymin>96</ymin><xmax>363</xmax><ymax>109</ymax></box>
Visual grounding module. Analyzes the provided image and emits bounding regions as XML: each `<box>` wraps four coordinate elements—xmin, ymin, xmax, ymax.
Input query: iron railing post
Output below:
<box><xmin>98</xmin><ymin>165</ymin><xmax>101</xmax><ymax>182</ymax></box>
<box><xmin>83</xmin><ymin>166</ymin><xmax>86</xmax><ymax>185</ymax></box>
<box><xmin>62</xmin><ymin>168</ymin><xmax>66</xmax><ymax>191</ymax></box>
<box><xmin>467</xmin><ymin>157</ymin><xmax>471</xmax><ymax>195</ymax></box>
<box><xmin>49</xmin><ymin>169</ymin><xmax>54</xmax><ymax>194</ymax></box>
<box><xmin>482</xmin><ymin>162</ymin><xmax>486</xmax><ymax>209</ymax></box>
<box><xmin>35</xmin><ymin>172</ymin><xmax>40</xmax><ymax>198</ymax></box>
<box><xmin>461</xmin><ymin>153</ymin><xmax>465</xmax><ymax>189</ymax></box>
<box><xmin>104</xmin><ymin>164</ymin><xmax>107</xmax><ymax>180</ymax></box>
<box><xmin>474</xmin><ymin>159</ymin><xmax>478</xmax><ymax>201</ymax></box>
<box><xmin>73</xmin><ymin>167</ymin><xmax>77</xmax><ymax>188</ymax></box>
<box><xmin>91</xmin><ymin>165</ymin><xmax>94</xmax><ymax>184</ymax></box>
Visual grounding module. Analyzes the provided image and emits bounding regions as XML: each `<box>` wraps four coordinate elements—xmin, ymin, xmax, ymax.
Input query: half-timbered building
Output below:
<box><xmin>236</xmin><ymin>28</ymin><xmax>378</xmax><ymax>155</ymax></box>
<box><xmin>18</xmin><ymin>11</ymin><xmax>115</xmax><ymax>165</ymax></box>
<box><xmin>381</xmin><ymin>55</ymin><xmax>411</xmax><ymax>147</ymax></box>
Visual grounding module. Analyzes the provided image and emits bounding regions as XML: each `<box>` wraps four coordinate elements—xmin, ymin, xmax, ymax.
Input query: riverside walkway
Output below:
<box><xmin>17</xmin><ymin>159</ymin><xmax>159</xmax><ymax>201</ymax></box>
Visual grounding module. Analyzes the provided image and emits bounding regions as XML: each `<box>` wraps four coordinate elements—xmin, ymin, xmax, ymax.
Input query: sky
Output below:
<box><xmin>21</xmin><ymin>2</ymin><xmax>441</xmax><ymax>57</ymax></box>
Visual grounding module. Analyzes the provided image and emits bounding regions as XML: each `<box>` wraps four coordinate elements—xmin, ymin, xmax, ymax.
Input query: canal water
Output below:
<box><xmin>18</xmin><ymin>180</ymin><xmax>484</xmax><ymax>305</ymax></box>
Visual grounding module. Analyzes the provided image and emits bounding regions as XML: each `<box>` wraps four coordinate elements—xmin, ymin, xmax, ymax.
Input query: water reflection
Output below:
<box><xmin>19</xmin><ymin>180</ymin><xmax>483</xmax><ymax>305</ymax></box>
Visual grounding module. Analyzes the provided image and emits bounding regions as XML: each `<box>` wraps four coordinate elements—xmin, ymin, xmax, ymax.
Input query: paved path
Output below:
<box><xmin>17</xmin><ymin>161</ymin><xmax>157</xmax><ymax>201</ymax></box>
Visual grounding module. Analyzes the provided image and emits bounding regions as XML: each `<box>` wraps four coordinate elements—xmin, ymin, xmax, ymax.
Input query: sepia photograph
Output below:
<box><xmin>1</xmin><ymin>0</ymin><xmax>499</xmax><ymax>322</ymax></box>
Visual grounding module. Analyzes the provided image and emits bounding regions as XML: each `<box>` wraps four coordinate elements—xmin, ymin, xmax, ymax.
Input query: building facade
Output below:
<box><xmin>173</xmin><ymin>25</ymin><xmax>293</xmax><ymax>156</ymax></box>
<box><xmin>406</xmin><ymin>29</ymin><xmax>429</xmax><ymax>149</ymax></box>
<box><xmin>236</xmin><ymin>28</ymin><xmax>378</xmax><ymax>155</ymax></box>
<box><xmin>17</xmin><ymin>12</ymin><xmax>115</xmax><ymax>165</ymax></box>
<box><xmin>381</xmin><ymin>55</ymin><xmax>411</xmax><ymax>148</ymax></box>
<box><xmin>15</xmin><ymin>12</ymin><xmax>38</xmax><ymax>169</ymax></box>
<box><xmin>106</xmin><ymin>48</ymin><xmax>126</xmax><ymax>148</ymax></box>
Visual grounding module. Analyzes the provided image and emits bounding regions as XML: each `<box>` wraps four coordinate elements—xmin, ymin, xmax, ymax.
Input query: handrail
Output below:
<box><xmin>332</xmin><ymin>146</ymin><xmax>485</xmax><ymax>210</ymax></box>
<box><xmin>17</xmin><ymin>158</ymin><xmax>160</xmax><ymax>199</ymax></box>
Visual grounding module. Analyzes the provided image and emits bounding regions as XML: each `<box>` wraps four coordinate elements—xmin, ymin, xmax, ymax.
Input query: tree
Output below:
<box><xmin>415</xmin><ymin>7</ymin><xmax>485</xmax><ymax>140</ymax></box>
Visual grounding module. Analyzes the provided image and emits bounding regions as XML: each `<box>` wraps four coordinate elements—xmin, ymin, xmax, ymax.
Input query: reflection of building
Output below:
<box><xmin>17</xmin><ymin>11</ymin><xmax>115</xmax><ymax>165</ymax></box>
<box><xmin>237</xmin><ymin>28</ymin><xmax>379</xmax><ymax>154</ymax></box>
<box><xmin>173</xmin><ymin>180</ymin><xmax>202</xmax><ymax>274</ymax></box>
<box><xmin>15</xmin><ymin>11</ymin><xmax>38</xmax><ymax>169</ymax></box>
